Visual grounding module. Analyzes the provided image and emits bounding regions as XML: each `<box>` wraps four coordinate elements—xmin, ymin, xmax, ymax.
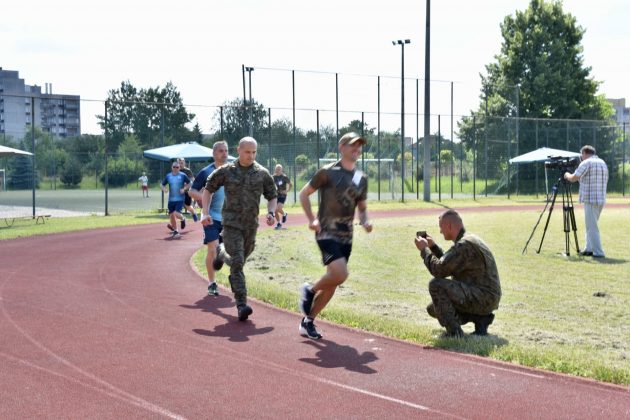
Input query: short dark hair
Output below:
<box><xmin>580</xmin><ymin>145</ymin><xmax>596</xmax><ymax>155</ymax></box>
<box><xmin>439</xmin><ymin>209</ymin><xmax>462</xmax><ymax>225</ymax></box>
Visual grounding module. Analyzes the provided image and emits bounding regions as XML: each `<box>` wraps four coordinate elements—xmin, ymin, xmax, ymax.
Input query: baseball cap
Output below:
<box><xmin>338</xmin><ymin>132</ymin><xmax>367</xmax><ymax>146</ymax></box>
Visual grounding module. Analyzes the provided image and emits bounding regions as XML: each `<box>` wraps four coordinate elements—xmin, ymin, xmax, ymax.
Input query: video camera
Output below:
<box><xmin>544</xmin><ymin>156</ymin><xmax>580</xmax><ymax>172</ymax></box>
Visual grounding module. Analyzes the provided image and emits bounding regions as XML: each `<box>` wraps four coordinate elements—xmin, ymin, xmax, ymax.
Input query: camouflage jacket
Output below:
<box><xmin>421</xmin><ymin>228</ymin><xmax>501</xmax><ymax>299</ymax></box>
<box><xmin>204</xmin><ymin>160</ymin><xmax>277</xmax><ymax>229</ymax></box>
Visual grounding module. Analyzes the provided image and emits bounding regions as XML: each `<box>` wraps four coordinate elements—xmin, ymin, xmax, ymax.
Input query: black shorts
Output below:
<box><xmin>277</xmin><ymin>194</ymin><xmax>287</xmax><ymax>204</ymax></box>
<box><xmin>317</xmin><ymin>239</ymin><xmax>352</xmax><ymax>265</ymax></box>
<box><xmin>184</xmin><ymin>191</ymin><xmax>192</xmax><ymax>206</ymax></box>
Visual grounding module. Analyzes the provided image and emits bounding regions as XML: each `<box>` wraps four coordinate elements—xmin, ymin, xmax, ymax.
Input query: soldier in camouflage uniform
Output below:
<box><xmin>415</xmin><ymin>209</ymin><xmax>501</xmax><ymax>338</ymax></box>
<box><xmin>202</xmin><ymin>137</ymin><xmax>278</xmax><ymax>321</ymax></box>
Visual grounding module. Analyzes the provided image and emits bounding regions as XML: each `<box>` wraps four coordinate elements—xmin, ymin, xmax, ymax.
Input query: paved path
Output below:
<box><xmin>1</xmin><ymin>214</ymin><xmax>628</xmax><ymax>419</ymax></box>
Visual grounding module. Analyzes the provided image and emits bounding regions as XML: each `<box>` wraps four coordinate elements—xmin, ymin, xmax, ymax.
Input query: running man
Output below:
<box><xmin>189</xmin><ymin>141</ymin><xmax>229</xmax><ymax>296</ymax></box>
<box><xmin>298</xmin><ymin>132</ymin><xmax>373</xmax><ymax>339</ymax></box>
<box><xmin>178</xmin><ymin>158</ymin><xmax>198</xmax><ymax>223</ymax></box>
<box><xmin>202</xmin><ymin>137</ymin><xmax>277</xmax><ymax>321</ymax></box>
<box><xmin>161</xmin><ymin>161</ymin><xmax>191</xmax><ymax>238</ymax></box>
<box><xmin>273</xmin><ymin>164</ymin><xmax>292</xmax><ymax>229</ymax></box>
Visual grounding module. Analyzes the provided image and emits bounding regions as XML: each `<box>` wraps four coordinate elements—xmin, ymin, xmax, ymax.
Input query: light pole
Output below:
<box><xmin>244</xmin><ymin>66</ymin><xmax>254</xmax><ymax>136</ymax></box>
<box><xmin>393</xmin><ymin>39</ymin><xmax>410</xmax><ymax>202</ymax></box>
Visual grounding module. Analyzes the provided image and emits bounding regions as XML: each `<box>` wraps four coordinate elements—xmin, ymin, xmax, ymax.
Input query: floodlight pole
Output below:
<box><xmin>423</xmin><ymin>0</ymin><xmax>431</xmax><ymax>202</ymax></box>
<box><xmin>393</xmin><ymin>39</ymin><xmax>411</xmax><ymax>202</ymax></box>
<box><xmin>245</xmin><ymin>66</ymin><xmax>255</xmax><ymax>137</ymax></box>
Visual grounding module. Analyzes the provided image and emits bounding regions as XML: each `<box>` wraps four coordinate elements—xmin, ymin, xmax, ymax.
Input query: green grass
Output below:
<box><xmin>194</xmin><ymin>203</ymin><xmax>630</xmax><ymax>385</ymax></box>
<box><xmin>0</xmin><ymin>211</ymin><xmax>164</xmax><ymax>240</ymax></box>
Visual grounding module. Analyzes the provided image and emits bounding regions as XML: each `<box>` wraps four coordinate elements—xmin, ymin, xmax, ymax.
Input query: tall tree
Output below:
<box><xmin>458</xmin><ymin>0</ymin><xmax>614</xmax><ymax>172</ymax></box>
<box><xmin>97</xmin><ymin>81</ymin><xmax>195</xmax><ymax>152</ymax></box>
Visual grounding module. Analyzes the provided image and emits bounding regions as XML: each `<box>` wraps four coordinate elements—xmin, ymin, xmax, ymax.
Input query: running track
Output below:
<box><xmin>1</xmin><ymin>207</ymin><xmax>628</xmax><ymax>419</ymax></box>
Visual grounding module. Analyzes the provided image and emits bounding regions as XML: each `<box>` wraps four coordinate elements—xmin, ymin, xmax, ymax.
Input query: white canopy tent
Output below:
<box><xmin>509</xmin><ymin>147</ymin><xmax>581</xmax><ymax>197</ymax></box>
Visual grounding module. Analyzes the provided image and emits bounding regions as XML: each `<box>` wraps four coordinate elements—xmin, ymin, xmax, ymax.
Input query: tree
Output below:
<box><xmin>212</xmin><ymin>98</ymin><xmax>268</xmax><ymax>145</ymax></box>
<box><xmin>97</xmin><ymin>81</ymin><xmax>196</xmax><ymax>152</ymax></box>
<box><xmin>458</xmin><ymin>0</ymin><xmax>614</xmax><ymax>171</ymax></box>
<box><xmin>60</xmin><ymin>157</ymin><xmax>83</xmax><ymax>187</ymax></box>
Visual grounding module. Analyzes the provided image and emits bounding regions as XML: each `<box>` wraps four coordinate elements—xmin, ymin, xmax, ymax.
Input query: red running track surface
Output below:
<box><xmin>1</xmin><ymin>212</ymin><xmax>628</xmax><ymax>419</ymax></box>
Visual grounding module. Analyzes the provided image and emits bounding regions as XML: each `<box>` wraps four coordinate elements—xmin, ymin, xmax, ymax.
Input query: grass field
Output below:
<box><xmin>2</xmin><ymin>198</ymin><xmax>629</xmax><ymax>385</ymax></box>
<box><xmin>194</xmin><ymin>201</ymin><xmax>630</xmax><ymax>385</ymax></box>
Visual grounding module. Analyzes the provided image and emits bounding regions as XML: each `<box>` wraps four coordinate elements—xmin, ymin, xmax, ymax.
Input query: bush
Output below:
<box><xmin>60</xmin><ymin>158</ymin><xmax>83</xmax><ymax>187</ymax></box>
<box><xmin>101</xmin><ymin>157</ymin><xmax>145</xmax><ymax>187</ymax></box>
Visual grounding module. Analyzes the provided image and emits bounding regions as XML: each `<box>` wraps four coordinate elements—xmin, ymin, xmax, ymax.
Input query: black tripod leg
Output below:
<box><xmin>536</xmin><ymin>183</ymin><xmax>560</xmax><ymax>254</ymax></box>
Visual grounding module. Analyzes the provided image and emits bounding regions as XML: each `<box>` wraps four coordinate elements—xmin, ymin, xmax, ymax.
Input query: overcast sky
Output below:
<box><xmin>2</xmin><ymin>0</ymin><xmax>628</xmax><ymax>135</ymax></box>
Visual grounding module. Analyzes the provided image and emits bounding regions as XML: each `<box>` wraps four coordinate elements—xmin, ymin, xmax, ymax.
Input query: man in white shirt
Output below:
<box><xmin>564</xmin><ymin>145</ymin><xmax>609</xmax><ymax>258</ymax></box>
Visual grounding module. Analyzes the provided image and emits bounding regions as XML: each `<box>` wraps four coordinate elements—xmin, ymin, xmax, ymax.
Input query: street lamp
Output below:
<box><xmin>392</xmin><ymin>39</ymin><xmax>410</xmax><ymax>202</ymax></box>
<box><xmin>244</xmin><ymin>66</ymin><xmax>255</xmax><ymax>136</ymax></box>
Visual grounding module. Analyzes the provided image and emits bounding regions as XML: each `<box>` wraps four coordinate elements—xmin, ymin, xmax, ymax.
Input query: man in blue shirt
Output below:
<box><xmin>161</xmin><ymin>161</ymin><xmax>191</xmax><ymax>239</ymax></box>
<box><xmin>189</xmin><ymin>141</ymin><xmax>229</xmax><ymax>296</ymax></box>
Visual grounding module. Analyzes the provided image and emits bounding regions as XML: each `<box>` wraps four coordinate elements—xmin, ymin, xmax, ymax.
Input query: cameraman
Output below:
<box><xmin>414</xmin><ymin>209</ymin><xmax>501</xmax><ymax>338</ymax></box>
<box><xmin>564</xmin><ymin>145</ymin><xmax>608</xmax><ymax>258</ymax></box>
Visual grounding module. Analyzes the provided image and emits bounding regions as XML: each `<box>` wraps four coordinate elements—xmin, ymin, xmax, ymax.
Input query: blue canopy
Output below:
<box><xmin>143</xmin><ymin>142</ymin><xmax>234</xmax><ymax>162</ymax></box>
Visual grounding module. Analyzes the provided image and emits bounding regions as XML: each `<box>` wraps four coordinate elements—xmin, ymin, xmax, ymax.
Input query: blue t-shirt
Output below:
<box><xmin>162</xmin><ymin>172</ymin><xmax>191</xmax><ymax>202</ymax></box>
<box><xmin>192</xmin><ymin>163</ymin><xmax>225</xmax><ymax>221</ymax></box>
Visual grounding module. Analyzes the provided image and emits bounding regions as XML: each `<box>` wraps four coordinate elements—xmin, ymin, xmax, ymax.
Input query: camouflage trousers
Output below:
<box><xmin>426</xmin><ymin>278</ymin><xmax>500</xmax><ymax>331</ymax></box>
<box><xmin>219</xmin><ymin>225</ymin><xmax>258</xmax><ymax>307</ymax></box>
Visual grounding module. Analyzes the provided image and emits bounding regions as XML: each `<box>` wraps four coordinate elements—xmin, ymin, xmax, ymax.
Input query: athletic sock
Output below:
<box><xmin>305</xmin><ymin>316</ymin><xmax>314</xmax><ymax>323</ymax></box>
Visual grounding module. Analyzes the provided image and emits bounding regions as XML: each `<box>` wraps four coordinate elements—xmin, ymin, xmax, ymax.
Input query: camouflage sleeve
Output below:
<box><xmin>424</xmin><ymin>241</ymin><xmax>468</xmax><ymax>278</ymax></box>
<box><xmin>262</xmin><ymin>170</ymin><xmax>278</xmax><ymax>200</ymax></box>
<box><xmin>204</xmin><ymin>166</ymin><xmax>225</xmax><ymax>193</ymax></box>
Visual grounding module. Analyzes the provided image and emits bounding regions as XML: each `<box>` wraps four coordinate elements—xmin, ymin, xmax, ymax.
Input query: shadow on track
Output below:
<box><xmin>181</xmin><ymin>295</ymin><xmax>274</xmax><ymax>342</ymax></box>
<box><xmin>299</xmin><ymin>339</ymin><xmax>378</xmax><ymax>374</ymax></box>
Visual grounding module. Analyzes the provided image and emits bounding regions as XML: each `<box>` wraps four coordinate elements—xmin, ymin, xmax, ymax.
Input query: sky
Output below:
<box><xmin>2</xmin><ymin>0</ymin><xmax>629</xmax><ymax>136</ymax></box>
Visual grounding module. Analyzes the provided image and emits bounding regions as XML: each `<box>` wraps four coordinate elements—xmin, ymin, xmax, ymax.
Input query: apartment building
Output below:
<box><xmin>0</xmin><ymin>67</ymin><xmax>80</xmax><ymax>140</ymax></box>
<box><xmin>607</xmin><ymin>98</ymin><xmax>630</xmax><ymax>133</ymax></box>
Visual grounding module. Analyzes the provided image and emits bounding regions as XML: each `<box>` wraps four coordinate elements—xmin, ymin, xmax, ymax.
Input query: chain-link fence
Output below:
<box><xmin>1</xmin><ymin>94</ymin><xmax>627</xmax><ymax>216</ymax></box>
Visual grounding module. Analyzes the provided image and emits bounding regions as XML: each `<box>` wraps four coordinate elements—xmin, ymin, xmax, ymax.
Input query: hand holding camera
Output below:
<box><xmin>414</xmin><ymin>230</ymin><xmax>432</xmax><ymax>251</ymax></box>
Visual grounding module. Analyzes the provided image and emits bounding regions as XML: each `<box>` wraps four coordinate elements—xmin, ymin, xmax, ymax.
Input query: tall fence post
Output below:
<box><xmin>623</xmin><ymin>123</ymin><xmax>626</xmax><ymax>196</ymax></box>
<box><xmin>104</xmin><ymin>100</ymin><xmax>109</xmax><ymax>216</ymax></box>
<box><xmin>31</xmin><ymin>96</ymin><xmax>36</xmax><ymax>218</ymax></box>
<box><xmin>292</xmin><ymin>70</ymin><xmax>297</xmax><ymax>204</ymax></box>
<box><xmin>377</xmin><ymin>75</ymin><xmax>381</xmax><ymax>201</ymax></box>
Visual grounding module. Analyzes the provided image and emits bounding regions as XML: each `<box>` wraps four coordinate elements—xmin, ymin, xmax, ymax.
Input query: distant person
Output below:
<box><xmin>564</xmin><ymin>145</ymin><xmax>609</xmax><ymax>258</ymax></box>
<box><xmin>298</xmin><ymin>132</ymin><xmax>372</xmax><ymax>340</ymax></box>
<box><xmin>202</xmin><ymin>137</ymin><xmax>277</xmax><ymax>321</ymax></box>
<box><xmin>138</xmin><ymin>172</ymin><xmax>149</xmax><ymax>198</ymax></box>
<box><xmin>414</xmin><ymin>209</ymin><xmax>501</xmax><ymax>338</ymax></box>
<box><xmin>189</xmin><ymin>141</ymin><xmax>229</xmax><ymax>297</ymax></box>
<box><xmin>161</xmin><ymin>161</ymin><xmax>191</xmax><ymax>239</ymax></box>
<box><xmin>177</xmin><ymin>157</ymin><xmax>198</xmax><ymax>222</ymax></box>
<box><xmin>273</xmin><ymin>164</ymin><xmax>292</xmax><ymax>229</ymax></box>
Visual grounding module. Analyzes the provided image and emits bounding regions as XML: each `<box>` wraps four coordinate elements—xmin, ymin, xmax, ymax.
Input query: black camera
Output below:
<box><xmin>544</xmin><ymin>156</ymin><xmax>580</xmax><ymax>172</ymax></box>
<box><xmin>416</xmin><ymin>230</ymin><xmax>427</xmax><ymax>239</ymax></box>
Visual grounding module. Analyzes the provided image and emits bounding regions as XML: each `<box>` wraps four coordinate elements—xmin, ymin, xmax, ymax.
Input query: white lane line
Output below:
<box><xmin>0</xmin><ymin>276</ymin><xmax>187</xmax><ymax>420</ymax></box>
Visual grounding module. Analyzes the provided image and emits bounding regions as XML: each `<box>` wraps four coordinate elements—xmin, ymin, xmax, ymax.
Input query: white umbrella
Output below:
<box><xmin>0</xmin><ymin>145</ymin><xmax>33</xmax><ymax>157</ymax></box>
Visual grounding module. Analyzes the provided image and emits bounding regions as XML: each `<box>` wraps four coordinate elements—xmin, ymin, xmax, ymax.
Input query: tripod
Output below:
<box><xmin>522</xmin><ymin>176</ymin><xmax>580</xmax><ymax>256</ymax></box>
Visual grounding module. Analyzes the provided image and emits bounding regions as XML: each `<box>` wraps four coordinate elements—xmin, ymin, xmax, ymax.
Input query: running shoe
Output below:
<box><xmin>208</xmin><ymin>282</ymin><xmax>219</xmax><ymax>296</ymax></box>
<box><xmin>171</xmin><ymin>230</ymin><xmax>181</xmax><ymax>239</ymax></box>
<box><xmin>282</xmin><ymin>212</ymin><xmax>288</xmax><ymax>224</ymax></box>
<box><xmin>299</xmin><ymin>318</ymin><xmax>322</xmax><ymax>339</ymax></box>
<box><xmin>180</xmin><ymin>217</ymin><xmax>186</xmax><ymax>230</ymax></box>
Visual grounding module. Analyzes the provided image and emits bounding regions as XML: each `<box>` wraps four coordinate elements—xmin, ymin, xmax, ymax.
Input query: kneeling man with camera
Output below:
<box><xmin>415</xmin><ymin>209</ymin><xmax>501</xmax><ymax>338</ymax></box>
